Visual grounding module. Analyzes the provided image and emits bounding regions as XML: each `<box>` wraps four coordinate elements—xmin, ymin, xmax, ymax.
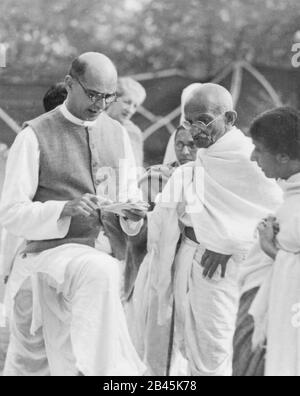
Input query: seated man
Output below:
<box><xmin>0</xmin><ymin>52</ymin><xmax>146</xmax><ymax>376</ymax></box>
<box><xmin>133</xmin><ymin>83</ymin><xmax>282</xmax><ymax>376</ymax></box>
<box><xmin>107</xmin><ymin>77</ymin><xmax>146</xmax><ymax>167</ymax></box>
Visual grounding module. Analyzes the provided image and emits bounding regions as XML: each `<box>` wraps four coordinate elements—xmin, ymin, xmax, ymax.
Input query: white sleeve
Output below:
<box><xmin>118</xmin><ymin>127</ymin><xmax>144</xmax><ymax>236</ymax></box>
<box><xmin>0</xmin><ymin>127</ymin><xmax>71</xmax><ymax>240</ymax></box>
<box><xmin>120</xmin><ymin>126</ymin><xmax>144</xmax><ymax>200</ymax></box>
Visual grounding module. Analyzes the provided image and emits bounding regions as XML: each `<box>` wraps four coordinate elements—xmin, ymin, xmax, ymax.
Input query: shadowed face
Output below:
<box><xmin>174</xmin><ymin>128</ymin><xmax>198</xmax><ymax>165</ymax></box>
<box><xmin>251</xmin><ymin>139</ymin><xmax>283</xmax><ymax>179</ymax></box>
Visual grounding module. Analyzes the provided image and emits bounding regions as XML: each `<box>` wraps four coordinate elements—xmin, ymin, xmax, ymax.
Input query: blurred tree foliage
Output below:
<box><xmin>0</xmin><ymin>0</ymin><xmax>299</xmax><ymax>81</ymax></box>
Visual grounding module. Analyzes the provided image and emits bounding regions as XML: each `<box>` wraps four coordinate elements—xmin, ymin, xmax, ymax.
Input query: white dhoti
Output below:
<box><xmin>4</xmin><ymin>278</ymin><xmax>49</xmax><ymax>376</ymax></box>
<box><xmin>4</xmin><ymin>244</ymin><xmax>146</xmax><ymax>376</ymax></box>
<box><xmin>174</xmin><ymin>237</ymin><xmax>240</xmax><ymax>376</ymax></box>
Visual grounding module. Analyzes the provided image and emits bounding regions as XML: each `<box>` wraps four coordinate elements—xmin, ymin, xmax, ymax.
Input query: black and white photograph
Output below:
<box><xmin>0</xmin><ymin>0</ymin><xmax>300</xmax><ymax>379</ymax></box>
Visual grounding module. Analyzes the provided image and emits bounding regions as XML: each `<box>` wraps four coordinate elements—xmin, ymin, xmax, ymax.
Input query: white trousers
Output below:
<box><xmin>174</xmin><ymin>238</ymin><xmax>240</xmax><ymax>376</ymax></box>
<box><xmin>4</xmin><ymin>246</ymin><xmax>145</xmax><ymax>376</ymax></box>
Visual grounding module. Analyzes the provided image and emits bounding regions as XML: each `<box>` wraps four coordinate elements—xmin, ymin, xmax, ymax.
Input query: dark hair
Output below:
<box><xmin>43</xmin><ymin>82</ymin><xmax>67</xmax><ymax>112</ymax></box>
<box><xmin>249</xmin><ymin>106</ymin><xmax>300</xmax><ymax>159</ymax></box>
<box><xmin>68</xmin><ymin>57</ymin><xmax>87</xmax><ymax>80</ymax></box>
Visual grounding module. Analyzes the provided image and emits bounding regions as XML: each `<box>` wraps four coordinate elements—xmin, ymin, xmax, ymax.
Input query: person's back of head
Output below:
<box><xmin>250</xmin><ymin>107</ymin><xmax>300</xmax><ymax>160</ymax></box>
<box><xmin>250</xmin><ymin>106</ymin><xmax>300</xmax><ymax>180</ymax></box>
<box><xmin>43</xmin><ymin>82</ymin><xmax>68</xmax><ymax>112</ymax></box>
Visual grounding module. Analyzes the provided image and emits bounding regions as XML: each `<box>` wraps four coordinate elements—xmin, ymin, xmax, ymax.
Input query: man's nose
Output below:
<box><xmin>182</xmin><ymin>145</ymin><xmax>190</xmax><ymax>155</ymax></box>
<box><xmin>94</xmin><ymin>98</ymin><xmax>106</xmax><ymax>110</ymax></box>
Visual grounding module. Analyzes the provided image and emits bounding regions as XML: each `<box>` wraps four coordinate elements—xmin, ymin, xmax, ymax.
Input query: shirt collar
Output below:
<box><xmin>60</xmin><ymin>102</ymin><xmax>99</xmax><ymax>128</ymax></box>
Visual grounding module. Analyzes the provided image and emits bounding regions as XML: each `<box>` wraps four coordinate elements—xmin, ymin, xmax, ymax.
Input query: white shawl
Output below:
<box><xmin>134</xmin><ymin>127</ymin><xmax>282</xmax><ymax>327</ymax></box>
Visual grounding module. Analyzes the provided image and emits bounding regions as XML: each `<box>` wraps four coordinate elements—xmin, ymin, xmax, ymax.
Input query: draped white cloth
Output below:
<box><xmin>250</xmin><ymin>173</ymin><xmax>300</xmax><ymax>376</ymax></box>
<box><xmin>134</xmin><ymin>127</ymin><xmax>282</xmax><ymax>375</ymax></box>
<box><xmin>0</xmin><ymin>104</ymin><xmax>145</xmax><ymax>376</ymax></box>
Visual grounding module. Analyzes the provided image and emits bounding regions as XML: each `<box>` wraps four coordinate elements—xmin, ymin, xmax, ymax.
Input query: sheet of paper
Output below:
<box><xmin>99</xmin><ymin>201</ymin><xmax>149</xmax><ymax>217</ymax></box>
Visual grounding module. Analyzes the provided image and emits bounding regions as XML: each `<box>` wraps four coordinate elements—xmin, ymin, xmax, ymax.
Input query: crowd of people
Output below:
<box><xmin>0</xmin><ymin>51</ymin><xmax>299</xmax><ymax>376</ymax></box>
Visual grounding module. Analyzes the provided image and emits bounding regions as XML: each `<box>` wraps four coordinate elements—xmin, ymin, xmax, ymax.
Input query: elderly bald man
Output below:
<box><xmin>0</xmin><ymin>52</ymin><xmax>146</xmax><ymax>376</ymax></box>
<box><xmin>134</xmin><ymin>83</ymin><xmax>282</xmax><ymax>376</ymax></box>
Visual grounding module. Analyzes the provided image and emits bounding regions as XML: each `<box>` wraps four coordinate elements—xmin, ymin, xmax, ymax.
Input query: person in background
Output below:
<box><xmin>107</xmin><ymin>77</ymin><xmax>146</xmax><ymax>167</ymax></box>
<box><xmin>124</xmin><ymin>124</ymin><xmax>198</xmax><ymax>302</ymax></box>
<box><xmin>43</xmin><ymin>82</ymin><xmax>68</xmax><ymax>112</ymax></box>
<box><xmin>235</xmin><ymin>107</ymin><xmax>300</xmax><ymax>376</ymax></box>
<box><xmin>123</xmin><ymin>125</ymin><xmax>198</xmax><ymax>376</ymax></box>
<box><xmin>163</xmin><ymin>83</ymin><xmax>202</xmax><ymax>165</ymax></box>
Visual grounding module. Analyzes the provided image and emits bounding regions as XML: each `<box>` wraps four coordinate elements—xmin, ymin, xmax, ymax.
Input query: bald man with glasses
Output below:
<box><xmin>0</xmin><ymin>52</ymin><xmax>146</xmax><ymax>376</ymax></box>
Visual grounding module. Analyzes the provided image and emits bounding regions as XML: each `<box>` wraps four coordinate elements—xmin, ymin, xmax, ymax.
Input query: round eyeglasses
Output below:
<box><xmin>181</xmin><ymin>113</ymin><xmax>225</xmax><ymax>132</ymax></box>
<box><xmin>75</xmin><ymin>77</ymin><xmax>117</xmax><ymax>105</ymax></box>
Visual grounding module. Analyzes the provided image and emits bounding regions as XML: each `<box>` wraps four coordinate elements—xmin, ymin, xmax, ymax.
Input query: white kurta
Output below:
<box><xmin>0</xmin><ymin>104</ymin><xmax>145</xmax><ymax>376</ymax></box>
<box><xmin>250</xmin><ymin>173</ymin><xmax>300</xmax><ymax>376</ymax></box>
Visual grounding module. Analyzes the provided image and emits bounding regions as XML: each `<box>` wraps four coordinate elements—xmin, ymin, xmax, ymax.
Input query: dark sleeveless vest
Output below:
<box><xmin>23</xmin><ymin>107</ymin><xmax>102</xmax><ymax>253</ymax></box>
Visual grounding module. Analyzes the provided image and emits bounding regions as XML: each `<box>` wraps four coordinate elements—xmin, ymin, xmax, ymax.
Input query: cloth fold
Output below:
<box><xmin>135</xmin><ymin>127</ymin><xmax>282</xmax><ymax>334</ymax></box>
<box><xmin>249</xmin><ymin>173</ymin><xmax>300</xmax><ymax>376</ymax></box>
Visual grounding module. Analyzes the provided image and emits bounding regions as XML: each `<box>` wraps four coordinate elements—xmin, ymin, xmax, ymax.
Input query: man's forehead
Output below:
<box><xmin>83</xmin><ymin>66</ymin><xmax>117</xmax><ymax>92</ymax></box>
<box><xmin>184</xmin><ymin>108</ymin><xmax>214</xmax><ymax>121</ymax></box>
<box><xmin>184</xmin><ymin>92</ymin><xmax>226</xmax><ymax>119</ymax></box>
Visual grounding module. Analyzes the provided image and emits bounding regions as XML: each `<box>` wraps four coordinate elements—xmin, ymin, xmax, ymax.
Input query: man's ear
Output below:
<box><xmin>276</xmin><ymin>153</ymin><xmax>290</xmax><ymax>164</ymax></box>
<box><xmin>64</xmin><ymin>75</ymin><xmax>73</xmax><ymax>92</ymax></box>
<box><xmin>225</xmin><ymin>111</ymin><xmax>237</xmax><ymax>126</ymax></box>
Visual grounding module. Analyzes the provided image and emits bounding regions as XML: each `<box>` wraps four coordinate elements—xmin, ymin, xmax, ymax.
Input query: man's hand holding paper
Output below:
<box><xmin>98</xmin><ymin>199</ymin><xmax>149</xmax><ymax>222</ymax></box>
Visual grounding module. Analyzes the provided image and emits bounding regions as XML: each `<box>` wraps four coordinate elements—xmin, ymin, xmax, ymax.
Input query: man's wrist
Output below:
<box><xmin>60</xmin><ymin>201</ymin><xmax>71</xmax><ymax>219</ymax></box>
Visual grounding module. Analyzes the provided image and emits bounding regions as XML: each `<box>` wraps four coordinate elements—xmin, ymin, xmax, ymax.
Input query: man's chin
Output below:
<box><xmin>194</xmin><ymin>139</ymin><xmax>213</xmax><ymax>149</ymax></box>
<box><xmin>86</xmin><ymin>110</ymin><xmax>102</xmax><ymax>120</ymax></box>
